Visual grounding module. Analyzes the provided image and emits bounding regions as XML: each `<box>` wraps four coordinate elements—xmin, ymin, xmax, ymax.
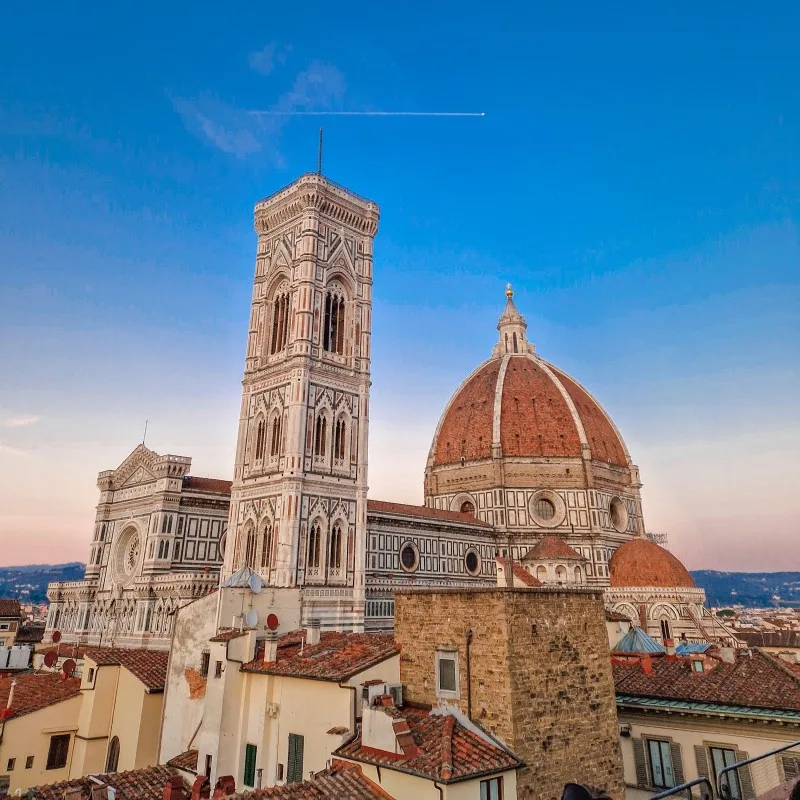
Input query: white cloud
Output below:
<box><xmin>3</xmin><ymin>415</ymin><xmax>38</xmax><ymax>428</ymax></box>
<box><xmin>248</xmin><ymin>42</ymin><xmax>290</xmax><ymax>76</ymax></box>
<box><xmin>0</xmin><ymin>442</ymin><xmax>30</xmax><ymax>457</ymax></box>
<box><xmin>171</xmin><ymin>60</ymin><xmax>345</xmax><ymax>161</ymax></box>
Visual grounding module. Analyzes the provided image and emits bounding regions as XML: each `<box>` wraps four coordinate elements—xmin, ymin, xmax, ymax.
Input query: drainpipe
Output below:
<box><xmin>466</xmin><ymin>629</ymin><xmax>473</xmax><ymax>721</ymax></box>
<box><xmin>434</xmin><ymin>781</ymin><xmax>444</xmax><ymax>800</ymax></box>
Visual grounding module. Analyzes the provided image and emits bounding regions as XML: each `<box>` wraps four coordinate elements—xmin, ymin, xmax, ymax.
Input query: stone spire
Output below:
<box><xmin>493</xmin><ymin>284</ymin><xmax>535</xmax><ymax>357</ymax></box>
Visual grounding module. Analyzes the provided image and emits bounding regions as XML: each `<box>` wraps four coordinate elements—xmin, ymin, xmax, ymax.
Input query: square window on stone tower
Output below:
<box><xmin>436</xmin><ymin>650</ymin><xmax>459</xmax><ymax>697</ymax></box>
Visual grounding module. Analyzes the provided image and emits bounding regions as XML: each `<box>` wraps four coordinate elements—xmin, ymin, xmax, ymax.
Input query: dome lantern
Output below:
<box><xmin>492</xmin><ymin>284</ymin><xmax>535</xmax><ymax>358</ymax></box>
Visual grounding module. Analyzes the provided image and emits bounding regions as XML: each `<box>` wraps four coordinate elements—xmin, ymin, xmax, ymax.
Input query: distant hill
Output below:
<box><xmin>692</xmin><ymin>570</ymin><xmax>800</xmax><ymax>608</ymax></box>
<box><xmin>0</xmin><ymin>563</ymin><xmax>85</xmax><ymax>604</ymax></box>
<box><xmin>0</xmin><ymin>562</ymin><xmax>797</xmax><ymax>609</ymax></box>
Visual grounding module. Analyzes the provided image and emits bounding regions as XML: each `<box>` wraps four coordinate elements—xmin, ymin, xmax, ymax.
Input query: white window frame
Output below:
<box><xmin>435</xmin><ymin>649</ymin><xmax>460</xmax><ymax>699</ymax></box>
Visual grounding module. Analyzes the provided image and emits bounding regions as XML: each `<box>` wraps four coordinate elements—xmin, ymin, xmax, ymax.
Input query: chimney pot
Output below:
<box><xmin>263</xmin><ymin>631</ymin><xmax>279</xmax><ymax>663</ymax></box>
<box><xmin>306</xmin><ymin>619</ymin><xmax>321</xmax><ymax>646</ymax></box>
<box><xmin>191</xmin><ymin>776</ymin><xmax>210</xmax><ymax>800</ymax></box>
<box><xmin>642</xmin><ymin>655</ymin><xmax>653</xmax><ymax>674</ymax></box>
<box><xmin>163</xmin><ymin>776</ymin><xmax>185</xmax><ymax>800</ymax></box>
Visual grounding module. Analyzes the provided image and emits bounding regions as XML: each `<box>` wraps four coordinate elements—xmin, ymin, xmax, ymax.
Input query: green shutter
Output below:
<box><xmin>287</xmin><ymin>734</ymin><xmax>304</xmax><ymax>783</ymax></box>
<box><xmin>735</xmin><ymin>750</ymin><xmax>755</xmax><ymax>800</ymax></box>
<box><xmin>633</xmin><ymin>738</ymin><xmax>649</xmax><ymax>788</ymax></box>
<box><xmin>671</xmin><ymin>743</ymin><xmax>685</xmax><ymax>785</ymax></box>
<box><xmin>243</xmin><ymin>743</ymin><xmax>256</xmax><ymax>787</ymax></box>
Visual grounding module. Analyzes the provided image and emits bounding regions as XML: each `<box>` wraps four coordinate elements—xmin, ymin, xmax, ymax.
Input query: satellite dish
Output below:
<box><xmin>245</xmin><ymin>610</ymin><xmax>258</xmax><ymax>628</ymax></box>
<box><xmin>62</xmin><ymin>659</ymin><xmax>76</xmax><ymax>678</ymax></box>
<box><xmin>43</xmin><ymin>651</ymin><xmax>58</xmax><ymax>669</ymax></box>
<box><xmin>52</xmin><ymin>631</ymin><xmax>62</xmax><ymax>644</ymax></box>
<box><xmin>248</xmin><ymin>573</ymin><xmax>262</xmax><ymax>594</ymax></box>
<box><xmin>266</xmin><ymin>614</ymin><xmax>279</xmax><ymax>631</ymax></box>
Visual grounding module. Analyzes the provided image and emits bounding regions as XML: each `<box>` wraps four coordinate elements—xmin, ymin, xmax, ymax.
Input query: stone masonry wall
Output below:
<box><xmin>394</xmin><ymin>588</ymin><xmax>624</xmax><ymax>800</ymax></box>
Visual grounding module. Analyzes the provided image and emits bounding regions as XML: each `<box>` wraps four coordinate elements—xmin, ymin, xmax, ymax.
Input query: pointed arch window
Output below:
<box><xmin>255</xmin><ymin>418</ymin><xmax>266</xmax><ymax>460</ymax></box>
<box><xmin>323</xmin><ymin>291</ymin><xmax>345</xmax><ymax>354</ymax></box>
<box><xmin>307</xmin><ymin>523</ymin><xmax>322</xmax><ymax>571</ymax></box>
<box><xmin>243</xmin><ymin>524</ymin><xmax>257</xmax><ymax>569</ymax></box>
<box><xmin>270</xmin><ymin>415</ymin><xmax>283</xmax><ymax>457</ymax></box>
<box><xmin>270</xmin><ymin>290</ymin><xmax>291</xmax><ymax>354</ymax></box>
<box><xmin>333</xmin><ymin>418</ymin><xmax>346</xmax><ymax>461</ymax></box>
<box><xmin>329</xmin><ymin>523</ymin><xmax>343</xmax><ymax>572</ymax></box>
<box><xmin>105</xmin><ymin>736</ymin><xmax>120</xmax><ymax>773</ymax></box>
<box><xmin>512</xmin><ymin>332</ymin><xmax>518</xmax><ymax>353</ymax></box>
<box><xmin>314</xmin><ymin>414</ymin><xmax>328</xmax><ymax>457</ymax></box>
<box><xmin>261</xmin><ymin>524</ymin><xmax>273</xmax><ymax>570</ymax></box>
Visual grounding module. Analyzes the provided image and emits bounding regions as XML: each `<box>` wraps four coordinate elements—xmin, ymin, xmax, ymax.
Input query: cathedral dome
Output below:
<box><xmin>429</xmin><ymin>288</ymin><xmax>630</xmax><ymax>469</ymax></box>
<box><xmin>609</xmin><ymin>538</ymin><xmax>695</xmax><ymax>589</ymax></box>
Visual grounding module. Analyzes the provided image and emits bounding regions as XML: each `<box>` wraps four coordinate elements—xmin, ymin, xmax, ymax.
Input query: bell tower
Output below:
<box><xmin>224</xmin><ymin>174</ymin><xmax>380</xmax><ymax>631</ymax></box>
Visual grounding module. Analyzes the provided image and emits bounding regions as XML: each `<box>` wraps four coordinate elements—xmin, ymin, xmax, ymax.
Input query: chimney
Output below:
<box><xmin>212</xmin><ymin>775</ymin><xmax>235</xmax><ymax>799</ymax></box>
<box><xmin>664</xmin><ymin>639</ymin><xmax>676</xmax><ymax>660</ymax></box>
<box><xmin>306</xmin><ymin>619</ymin><xmax>321</xmax><ymax>647</ymax></box>
<box><xmin>641</xmin><ymin>655</ymin><xmax>653</xmax><ymax>675</ymax></box>
<box><xmin>719</xmin><ymin>647</ymin><xmax>736</xmax><ymax>664</ymax></box>
<box><xmin>263</xmin><ymin>631</ymin><xmax>279</xmax><ymax>663</ymax></box>
<box><xmin>90</xmin><ymin>787</ymin><xmax>109</xmax><ymax>800</ymax></box>
<box><xmin>191</xmin><ymin>776</ymin><xmax>210</xmax><ymax>800</ymax></box>
<box><xmin>6</xmin><ymin>679</ymin><xmax>16</xmax><ymax>710</ymax></box>
<box><xmin>163</xmin><ymin>776</ymin><xmax>185</xmax><ymax>800</ymax></box>
<box><xmin>64</xmin><ymin>790</ymin><xmax>83</xmax><ymax>800</ymax></box>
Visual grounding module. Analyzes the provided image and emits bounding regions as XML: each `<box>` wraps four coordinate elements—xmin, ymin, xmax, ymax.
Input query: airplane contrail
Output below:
<box><xmin>248</xmin><ymin>110</ymin><xmax>485</xmax><ymax>117</ymax></box>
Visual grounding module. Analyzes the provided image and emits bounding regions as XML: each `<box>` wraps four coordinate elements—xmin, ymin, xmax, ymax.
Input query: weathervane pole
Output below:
<box><xmin>317</xmin><ymin>127</ymin><xmax>323</xmax><ymax>176</ymax></box>
<box><xmin>142</xmin><ymin>420</ymin><xmax>148</xmax><ymax>445</ymax></box>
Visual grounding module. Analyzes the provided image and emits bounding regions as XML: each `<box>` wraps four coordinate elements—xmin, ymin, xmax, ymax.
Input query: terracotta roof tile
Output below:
<box><xmin>367</xmin><ymin>500</ymin><xmax>492</xmax><ymax>528</ymax></box>
<box><xmin>737</xmin><ymin>630</ymin><xmax>800</xmax><ymax>649</ymax></box>
<box><xmin>242</xmin><ymin>631</ymin><xmax>398</xmax><ymax>682</ymax></box>
<box><xmin>235</xmin><ymin>763</ymin><xmax>390</xmax><ymax>799</ymax></box>
<box><xmin>522</xmin><ymin>536</ymin><xmax>584</xmax><ymax>561</ymax></box>
<box><xmin>27</xmin><ymin>764</ymin><xmax>179</xmax><ymax>800</ymax></box>
<box><xmin>0</xmin><ymin>599</ymin><xmax>22</xmax><ymax>618</ymax></box>
<box><xmin>613</xmin><ymin>649</ymin><xmax>800</xmax><ymax>712</ymax></box>
<box><xmin>83</xmin><ymin>647</ymin><xmax>169</xmax><ymax>691</ymax></box>
<box><xmin>211</xmin><ymin>628</ymin><xmax>248</xmax><ymax>642</ymax></box>
<box><xmin>335</xmin><ymin>705</ymin><xmax>521</xmax><ymax>783</ymax></box>
<box><xmin>167</xmin><ymin>748</ymin><xmax>198</xmax><ymax>773</ymax></box>
<box><xmin>183</xmin><ymin>476</ymin><xmax>233</xmax><ymax>495</ymax></box>
<box><xmin>0</xmin><ymin>672</ymin><xmax>81</xmax><ymax>719</ymax></box>
<box><xmin>496</xmin><ymin>558</ymin><xmax>542</xmax><ymax>587</ymax></box>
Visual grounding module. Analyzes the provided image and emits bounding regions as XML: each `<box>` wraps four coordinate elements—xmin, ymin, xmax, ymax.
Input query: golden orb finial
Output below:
<box><xmin>505</xmin><ymin>282</ymin><xmax>513</xmax><ymax>298</ymax></box>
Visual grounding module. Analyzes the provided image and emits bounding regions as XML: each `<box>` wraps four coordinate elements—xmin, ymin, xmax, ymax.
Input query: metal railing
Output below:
<box><xmin>648</xmin><ymin>738</ymin><xmax>800</xmax><ymax>800</ymax></box>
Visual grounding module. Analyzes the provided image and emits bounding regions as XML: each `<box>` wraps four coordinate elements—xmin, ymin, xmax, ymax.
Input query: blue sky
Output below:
<box><xmin>1</xmin><ymin>1</ymin><xmax>798</xmax><ymax>568</ymax></box>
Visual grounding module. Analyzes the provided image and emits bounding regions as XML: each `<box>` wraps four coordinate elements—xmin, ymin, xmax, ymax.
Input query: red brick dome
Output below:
<box><xmin>430</xmin><ymin>354</ymin><xmax>630</xmax><ymax>468</ymax></box>
<box><xmin>609</xmin><ymin>538</ymin><xmax>695</xmax><ymax>588</ymax></box>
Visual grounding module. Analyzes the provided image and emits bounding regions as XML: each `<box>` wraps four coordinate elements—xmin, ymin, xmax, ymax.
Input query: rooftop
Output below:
<box><xmin>234</xmin><ymin>762</ymin><xmax>388</xmax><ymax>799</ymax></box>
<box><xmin>496</xmin><ymin>557</ymin><xmax>542</xmax><ymax>587</ymax></box>
<box><xmin>613</xmin><ymin>648</ymin><xmax>800</xmax><ymax>712</ymax></box>
<box><xmin>242</xmin><ymin>631</ymin><xmax>399</xmax><ymax>682</ymax></box>
<box><xmin>182</xmin><ymin>475</ymin><xmax>232</xmax><ymax>495</ymax></box>
<box><xmin>0</xmin><ymin>598</ymin><xmax>22</xmax><ymax>618</ymax></box>
<box><xmin>0</xmin><ymin>672</ymin><xmax>81</xmax><ymax>719</ymax></box>
<box><xmin>522</xmin><ymin>536</ymin><xmax>584</xmax><ymax>561</ymax></box>
<box><xmin>14</xmin><ymin>621</ymin><xmax>45</xmax><ymax>643</ymax></box>
<box><xmin>367</xmin><ymin>499</ymin><xmax>492</xmax><ymax>528</ymax></box>
<box><xmin>27</xmin><ymin>764</ymin><xmax>179</xmax><ymax>800</ymax></box>
<box><xmin>335</xmin><ymin>704</ymin><xmax>522</xmax><ymax>783</ymax></box>
<box><xmin>167</xmin><ymin>749</ymin><xmax>198</xmax><ymax>774</ymax></box>
<box><xmin>609</xmin><ymin>537</ymin><xmax>695</xmax><ymax>589</ymax></box>
<box><xmin>612</xmin><ymin>627</ymin><xmax>666</xmax><ymax>655</ymax></box>
<box><xmin>83</xmin><ymin>647</ymin><xmax>170</xmax><ymax>691</ymax></box>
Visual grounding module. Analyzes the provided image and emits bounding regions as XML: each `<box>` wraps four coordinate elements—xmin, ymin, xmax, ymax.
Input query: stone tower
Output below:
<box><xmin>224</xmin><ymin>173</ymin><xmax>380</xmax><ymax>631</ymax></box>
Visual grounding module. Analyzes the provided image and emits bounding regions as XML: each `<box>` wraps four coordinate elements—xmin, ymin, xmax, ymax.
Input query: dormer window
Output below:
<box><xmin>692</xmin><ymin>659</ymin><xmax>704</xmax><ymax>673</ymax></box>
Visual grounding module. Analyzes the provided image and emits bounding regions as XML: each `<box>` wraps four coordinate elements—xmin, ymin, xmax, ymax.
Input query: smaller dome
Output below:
<box><xmin>609</xmin><ymin>538</ymin><xmax>695</xmax><ymax>589</ymax></box>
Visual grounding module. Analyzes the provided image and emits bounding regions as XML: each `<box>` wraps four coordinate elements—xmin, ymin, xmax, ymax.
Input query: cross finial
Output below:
<box><xmin>506</xmin><ymin>282</ymin><xmax>513</xmax><ymax>298</ymax></box>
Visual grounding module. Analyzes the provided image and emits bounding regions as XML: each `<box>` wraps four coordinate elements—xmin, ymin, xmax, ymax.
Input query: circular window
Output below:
<box><xmin>529</xmin><ymin>491</ymin><xmax>566</xmax><ymax>528</ymax></box>
<box><xmin>460</xmin><ymin>501</ymin><xmax>475</xmax><ymax>515</ymax></box>
<box><xmin>111</xmin><ymin>526</ymin><xmax>141</xmax><ymax>587</ymax></box>
<box><xmin>534</xmin><ymin>498</ymin><xmax>555</xmax><ymax>520</ymax></box>
<box><xmin>399</xmin><ymin>542</ymin><xmax>419</xmax><ymax>573</ymax></box>
<box><xmin>609</xmin><ymin>497</ymin><xmax>628</xmax><ymax>533</ymax></box>
<box><xmin>464</xmin><ymin>550</ymin><xmax>480</xmax><ymax>576</ymax></box>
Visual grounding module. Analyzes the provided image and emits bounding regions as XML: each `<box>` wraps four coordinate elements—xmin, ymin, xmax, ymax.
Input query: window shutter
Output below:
<box><xmin>735</xmin><ymin>750</ymin><xmax>755</xmax><ymax>800</ymax></box>
<box><xmin>781</xmin><ymin>755</ymin><xmax>800</xmax><ymax>783</ymax></box>
<box><xmin>671</xmin><ymin>743</ymin><xmax>685</xmax><ymax>785</ymax></box>
<box><xmin>244</xmin><ymin>744</ymin><xmax>256</xmax><ymax>787</ymax></box>
<box><xmin>287</xmin><ymin>734</ymin><xmax>304</xmax><ymax>783</ymax></box>
<box><xmin>633</xmin><ymin>738</ymin><xmax>649</xmax><ymax>788</ymax></box>
<box><xmin>695</xmin><ymin>745</ymin><xmax>711</xmax><ymax>780</ymax></box>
